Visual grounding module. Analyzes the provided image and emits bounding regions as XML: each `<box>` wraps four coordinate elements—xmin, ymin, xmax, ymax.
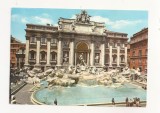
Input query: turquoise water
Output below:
<box><xmin>34</xmin><ymin>83</ymin><xmax>146</xmax><ymax>105</ymax></box>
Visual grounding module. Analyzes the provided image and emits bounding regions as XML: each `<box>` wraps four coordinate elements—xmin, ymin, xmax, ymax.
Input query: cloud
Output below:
<box><xmin>90</xmin><ymin>16</ymin><xmax>110</xmax><ymax>23</ymax></box>
<box><xmin>90</xmin><ymin>16</ymin><xmax>142</xmax><ymax>29</ymax></box>
<box><xmin>21</xmin><ymin>17</ymin><xmax>28</xmax><ymax>23</ymax></box>
<box><xmin>31</xmin><ymin>16</ymin><xmax>53</xmax><ymax>25</ymax></box>
<box><xmin>111</xmin><ymin>20</ymin><xmax>142</xmax><ymax>29</ymax></box>
<box><xmin>12</xmin><ymin>13</ymin><xmax>142</xmax><ymax>29</ymax></box>
<box><xmin>30</xmin><ymin>13</ymin><xmax>53</xmax><ymax>25</ymax></box>
<box><xmin>11</xmin><ymin>13</ymin><xmax>54</xmax><ymax>25</ymax></box>
<box><xmin>70</xmin><ymin>15</ymin><xmax>142</xmax><ymax>29</ymax></box>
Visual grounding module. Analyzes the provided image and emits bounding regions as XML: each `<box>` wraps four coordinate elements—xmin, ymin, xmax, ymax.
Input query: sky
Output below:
<box><xmin>11</xmin><ymin>8</ymin><xmax>148</xmax><ymax>43</ymax></box>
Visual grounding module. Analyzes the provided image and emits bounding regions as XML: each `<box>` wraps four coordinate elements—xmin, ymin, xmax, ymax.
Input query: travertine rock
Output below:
<box><xmin>44</xmin><ymin>69</ymin><xmax>53</xmax><ymax>76</ymax></box>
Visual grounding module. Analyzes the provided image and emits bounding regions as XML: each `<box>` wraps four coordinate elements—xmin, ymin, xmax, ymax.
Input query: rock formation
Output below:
<box><xmin>25</xmin><ymin>66</ymin><xmax>136</xmax><ymax>87</ymax></box>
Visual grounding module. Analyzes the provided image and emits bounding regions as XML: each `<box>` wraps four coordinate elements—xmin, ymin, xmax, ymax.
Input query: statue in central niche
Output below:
<box><xmin>95</xmin><ymin>54</ymin><xmax>100</xmax><ymax>63</ymax></box>
<box><xmin>78</xmin><ymin>53</ymin><xmax>86</xmax><ymax>66</ymax></box>
<box><xmin>63</xmin><ymin>53</ymin><xmax>68</xmax><ymax>63</ymax></box>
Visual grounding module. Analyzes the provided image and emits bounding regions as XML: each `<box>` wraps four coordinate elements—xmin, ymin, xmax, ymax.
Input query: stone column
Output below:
<box><xmin>125</xmin><ymin>44</ymin><xmax>127</xmax><ymax>65</ymax></box>
<box><xmin>46</xmin><ymin>38</ymin><xmax>51</xmax><ymax>66</ymax></box>
<box><xmin>90</xmin><ymin>38</ymin><xmax>95</xmax><ymax>66</ymax></box>
<box><xmin>117</xmin><ymin>43</ymin><xmax>120</xmax><ymax>67</ymax></box>
<box><xmin>109</xmin><ymin>43</ymin><xmax>112</xmax><ymax>67</ymax></box>
<box><xmin>87</xmin><ymin>52</ymin><xmax>90</xmax><ymax>65</ymax></box>
<box><xmin>69</xmin><ymin>38</ymin><xmax>74</xmax><ymax>66</ymax></box>
<box><xmin>24</xmin><ymin>36</ymin><xmax>29</xmax><ymax>66</ymax></box>
<box><xmin>100</xmin><ymin>40</ymin><xmax>105</xmax><ymax>66</ymax></box>
<box><xmin>75</xmin><ymin>52</ymin><xmax>77</xmax><ymax>65</ymax></box>
<box><xmin>35</xmin><ymin>37</ymin><xmax>40</xmax><ymax>66</ymax></box>
<box><xmin>57</xmin><ymin>38</ymin><xmax>62</xmax><ymax>66</ymax></box>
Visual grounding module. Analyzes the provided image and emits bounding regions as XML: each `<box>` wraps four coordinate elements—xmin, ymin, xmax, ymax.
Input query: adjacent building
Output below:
<box><xmin>129</xmin><ymin>28</ymin><xmax>148</xmax><ymax>73</ymax></box>
<box><xmin>24</xmin><ymin>10</ymin><xmax>128</xmax><ymax>71</ymax></box>
<box><xmin>10</xmin><ymin>36</ymin><xmax>25</xmax><ymax>69</ymax></box>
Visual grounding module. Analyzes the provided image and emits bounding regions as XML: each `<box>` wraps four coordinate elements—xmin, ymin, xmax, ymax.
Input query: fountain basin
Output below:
<box><xmin>32</xmin><ymin>83</ymin><xmax>146</xmax><ymax>106</ymax></box>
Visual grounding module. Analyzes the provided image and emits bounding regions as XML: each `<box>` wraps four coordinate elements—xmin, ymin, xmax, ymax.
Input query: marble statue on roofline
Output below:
<box><xmin>76</xmin><ymin>10</ymin><xmax>91</xmax><ymax>23</ymax></box>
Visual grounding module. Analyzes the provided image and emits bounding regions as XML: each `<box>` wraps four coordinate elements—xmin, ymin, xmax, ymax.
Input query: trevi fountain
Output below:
<box><xmin>23</xmin><ymin>58</ymin><xmax>146</xmax><ymax>106</ymax></box>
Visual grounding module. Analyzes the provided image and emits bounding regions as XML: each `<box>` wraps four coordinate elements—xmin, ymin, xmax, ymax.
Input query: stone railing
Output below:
<box><xmin>10</xmin><ymin>81</ymin><xmax>27</xmax><ymax>95</ymax></box>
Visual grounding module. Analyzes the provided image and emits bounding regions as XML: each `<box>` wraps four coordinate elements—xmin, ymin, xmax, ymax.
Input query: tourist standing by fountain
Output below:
<box><xmin>125</xmin><ymin>97</ymin><xmax>129</xmax><ymax>107</ymax></box>
<box><xmin>112</xmin><ymin>98</ymin><xmax>115</xmax><ymax>105</ymax></box>
<box><xmin>136</xmin><ymin>98</ymin><xmax>140</xmax><ymax>107</ymax></box>
<box><xmin>54</xmin><ymin>98</ymin><xmax>57</xmax><ymax>105</ymax></box>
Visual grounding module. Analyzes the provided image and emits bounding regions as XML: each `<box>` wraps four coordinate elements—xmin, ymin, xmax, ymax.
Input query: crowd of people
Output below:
<box><xmin>112</xmin><ymin>97</ymin><xmax>141</xmax><ymax>107</ymax></box>
<box><xmin>125</xmin><ymin>97</ymin><xmax>141</xmax><ymax>107</ymax></box>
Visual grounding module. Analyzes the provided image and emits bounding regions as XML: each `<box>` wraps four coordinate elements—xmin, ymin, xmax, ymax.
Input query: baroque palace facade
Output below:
<box><xmin>129</xmin><ymin>28</ymin><xmax>148</xmax><ymax>73</ymax></box>
<box><xmin>24</xmin><ymin>10</ymin><xmax>128</xmax><ymax>71</ymax></box>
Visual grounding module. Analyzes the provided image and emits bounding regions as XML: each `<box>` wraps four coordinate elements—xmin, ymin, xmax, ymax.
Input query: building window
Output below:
<box><xmin>120</xmin><ymin>55</ymin><xmax>125</xmax><ymax>62</ymax></box>
<box><xmin>112</xmin><ymin>55</ymin><xmax>117</xmax><ymax>63</ymax></box>
<box><xmin>30</xmin><ymin>51</ymin><xmax>35</xmax><ymax>59</ymax></box>
<box><xmin>41</xmin><ymin>37</ymin><xmax>46</xmax><ymax>44</ymax></box>
<box><xmin>132</xmin><ymin>51</ymin><xmax>135</xmax><ymax>56</ymax></box>
<box><xmin>51</xmin><ymin>52</ymin><xmax>56</xmax><ymax>60</ymax></box>
<box><xmin>30</xmin><ymin>37</ymin><xmax>36</xmax><ymax>43</ymax></box>
<box><xmin>139</xmin><ymin>59</ymin><xmax>142</xmax><ymax>66</ymax></box>
<box><xmin>40</xmin><ymin>51</ymin><xmax>46</xmax><ymax>60</ymax></box>
<box><xmin>41</xmin><ymin>54</ymin><xmax>45</xmax><ymax>60</ymax></box>
<box><xmin>120</xmin><ymin>43</ymin><xmax>123</xmax><ymax>48</ymax></box>
<box><xmin>139</xmin><ymin>50</ymin><xmax>142</xmax><ymax>57</ymax></box>
<box><xmin>29</xmin><ymin>50</ymin><xmax>36</xmax><ymax>60</ymax></box>
<box><xmin>51</xmin><ymin>39</ymin><xmax>57</xmax><ymax>47</ymax></box>
<box><xmin>51</xmin><ymin>38</ymin><xmax>57</xmax><ymax>44</ymax></box>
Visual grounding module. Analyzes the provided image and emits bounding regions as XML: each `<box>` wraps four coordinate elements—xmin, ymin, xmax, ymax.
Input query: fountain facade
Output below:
<box><xmin>24</xmin><ymin>10</ymin><xmax>128</xmax><ymax>71</ymax></box>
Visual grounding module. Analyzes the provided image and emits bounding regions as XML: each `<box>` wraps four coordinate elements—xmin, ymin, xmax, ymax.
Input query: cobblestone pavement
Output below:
<box><xmin>15</xmin><ymin>84</ymin><xmax>34</xmax><ymax>105</ymax></box>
